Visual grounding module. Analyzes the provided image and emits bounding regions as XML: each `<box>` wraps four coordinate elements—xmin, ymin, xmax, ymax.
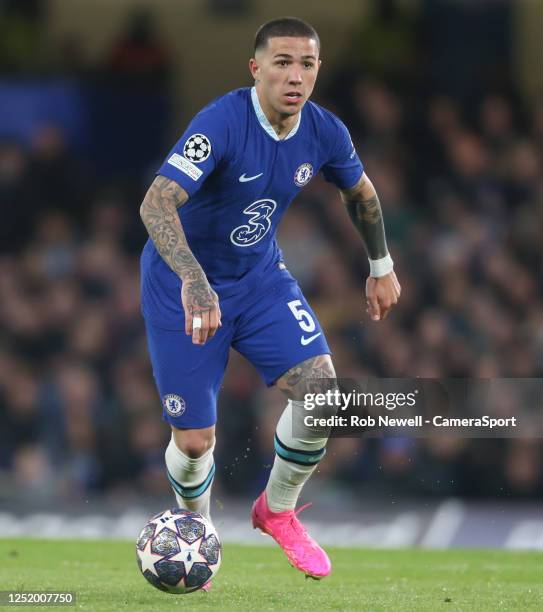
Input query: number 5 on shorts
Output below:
<box><xmin>287</xmin><ymin>299</ymin><xmax>316</xmax><ymax>333</ymax></box>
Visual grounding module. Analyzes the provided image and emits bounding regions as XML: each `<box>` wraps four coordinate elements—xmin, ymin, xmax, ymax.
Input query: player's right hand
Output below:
<box><xmin>181</xmin><ymin>275</ymin><xmax>222</xmax><ymax>345</ymax></box>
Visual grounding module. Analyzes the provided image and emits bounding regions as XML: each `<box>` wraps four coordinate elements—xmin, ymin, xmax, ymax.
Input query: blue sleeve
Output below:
<box><xmin>321</xmin><ymin>118</ymin><xmax>364</xmax><ymax>190</ymax></box>
<box><xmin>156</xmin><ymin>100</ymin><xmax>230</xmax><ymax>197</ymax></box>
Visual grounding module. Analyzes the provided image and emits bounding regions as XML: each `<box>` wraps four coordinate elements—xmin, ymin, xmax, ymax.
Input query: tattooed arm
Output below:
<box><xmin>340</xmin><ymin>172</ymin><xmax>401</xmax><ymax>321</ymax></box>
<box><xmin>340</xmin><ymin>172</ymin><xmax>389</xmax><ymax>260</ymax></box>
<box><xmin>140</xmin><ymin>175</ymin><xmax>221</xmax><ymax>344</ymax></box>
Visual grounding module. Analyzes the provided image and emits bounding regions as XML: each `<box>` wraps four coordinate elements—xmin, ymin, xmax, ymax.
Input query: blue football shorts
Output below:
<box><xmin>144</xmin><ymin>264</ymin><xmax>330</xmax><ymax>429</ymax></box>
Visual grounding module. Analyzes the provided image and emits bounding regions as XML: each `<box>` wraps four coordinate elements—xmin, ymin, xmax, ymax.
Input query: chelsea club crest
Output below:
<box><xmin>163</xmin><ymin>394</ymin><xmax>186</xmax><ymax>417</ymax></box>
<box><xmin>294</xmin><ymin>163</ymin><xmax>313</xmax><ymax>187</ymax></box>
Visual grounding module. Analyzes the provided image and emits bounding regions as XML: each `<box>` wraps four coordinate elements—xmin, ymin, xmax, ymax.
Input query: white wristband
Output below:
<box><xmin>369</xmin><ymin>253</ymin><xmax>394</xmax><ymax>278</ymax></box>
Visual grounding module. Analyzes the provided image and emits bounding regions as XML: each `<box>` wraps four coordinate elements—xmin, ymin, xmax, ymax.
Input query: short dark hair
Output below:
<box><xmin>254</xmin><ymin>17</ymin><xmax>320</xmax><ymax>54</ymax></box>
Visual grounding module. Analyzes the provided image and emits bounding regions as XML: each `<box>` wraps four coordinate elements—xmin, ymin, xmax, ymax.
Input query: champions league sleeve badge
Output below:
<box><xmin>183</xmin><ymin>134</ymin><xmax>212</xmax><ymax>163</ymax></box>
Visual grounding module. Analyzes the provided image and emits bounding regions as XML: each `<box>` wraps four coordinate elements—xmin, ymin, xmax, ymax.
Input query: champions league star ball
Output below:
<box><xmin>136</xmin><ymin>508</ymin><xmax>221</xmax><ymax>594</ymax></box>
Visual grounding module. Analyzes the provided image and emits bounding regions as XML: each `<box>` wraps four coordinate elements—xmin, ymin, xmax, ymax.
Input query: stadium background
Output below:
<box><xmin>1</xmin><ymin>0</ymin><xmax>542</xmax><ymax>548</ymax></box>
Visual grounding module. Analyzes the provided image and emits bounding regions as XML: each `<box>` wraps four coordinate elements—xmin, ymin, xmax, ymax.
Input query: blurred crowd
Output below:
<box><xmin>1</xmin><ymin>2</ymin><xmax>543</xmax><ymax>505</ymax></box>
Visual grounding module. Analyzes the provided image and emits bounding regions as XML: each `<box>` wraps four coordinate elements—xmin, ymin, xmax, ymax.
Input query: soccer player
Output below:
<box><xmin>140</xmin><ymin>17</ymin><xmax>400</xmax><ymax>582</ymax></box>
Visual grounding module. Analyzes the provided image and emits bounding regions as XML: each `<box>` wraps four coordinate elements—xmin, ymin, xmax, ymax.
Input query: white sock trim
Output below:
<box><xmin>165</xmin><ymin>436</ymin><xmax>215</xmax><ymax>520</ymax></box>
<box><xmin>277</xmin><ymin>400</ymin><xmax>329</xmax><ymax>450</ymax></box>
<box><xmin>266</xmin><ymin>401</ymin><xmax>329</xmax><ymax>512</ymax></box>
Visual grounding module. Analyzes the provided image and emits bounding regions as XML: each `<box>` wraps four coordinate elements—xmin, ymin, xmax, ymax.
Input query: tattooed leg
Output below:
<box><xmin>276</xmin><ymin>354</ymin><xmax>337</xmax><ymax>401</ymax></box>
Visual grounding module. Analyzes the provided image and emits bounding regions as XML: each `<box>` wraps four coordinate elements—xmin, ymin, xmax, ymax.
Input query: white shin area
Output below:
<box><xmin>165</xmin><ymin>435</ymin><xmax>215</xmax><ymax>522</ymax></box>
<box><xmin>265</xmin><ymin>400</ymin><xmax>329</xmax><ymax>512</ymax></box>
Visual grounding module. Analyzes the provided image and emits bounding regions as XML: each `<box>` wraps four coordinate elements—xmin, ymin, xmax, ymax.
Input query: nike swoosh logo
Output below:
<box><xmin>301</xmin><ymin>332</ymin><xmax>322</xmax><ymax>346</ymax></box>
<box><xmin>239</xmin><ymin>172</ymin><xmax>263</xmax><ymax>182</ymax></box>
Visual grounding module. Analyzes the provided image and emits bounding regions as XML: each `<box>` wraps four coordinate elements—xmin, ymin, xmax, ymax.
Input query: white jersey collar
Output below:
<box><xmin>251</xmin><ymin>86</ymin><xmax>301</xmax><ymax>141</ymax></box>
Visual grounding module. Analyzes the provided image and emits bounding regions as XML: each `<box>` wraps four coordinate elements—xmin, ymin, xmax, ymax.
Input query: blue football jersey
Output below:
<box><xmin>141</xmin><ymin>87</ymin><xmax>363</xmax><ymax>327</ymax></box>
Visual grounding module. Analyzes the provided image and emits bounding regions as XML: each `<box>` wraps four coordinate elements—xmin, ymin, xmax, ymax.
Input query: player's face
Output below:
<box><xmin>250</xmin><ymin>37</ymin><xmax>321</xmax><ymax>118</ymax></box>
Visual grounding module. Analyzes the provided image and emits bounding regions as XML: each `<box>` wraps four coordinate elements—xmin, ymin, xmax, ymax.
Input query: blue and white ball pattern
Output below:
<box><xmin>136</xmin><ymin>508</ymin><xmax>221</xmax><ymax>594</ymax></box>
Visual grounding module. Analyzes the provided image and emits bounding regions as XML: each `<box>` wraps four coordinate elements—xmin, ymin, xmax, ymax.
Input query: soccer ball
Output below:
<box><xmin>136</xmin><ymin>508</ymin><xmax>221</xmax><ymax>594</ymax></box>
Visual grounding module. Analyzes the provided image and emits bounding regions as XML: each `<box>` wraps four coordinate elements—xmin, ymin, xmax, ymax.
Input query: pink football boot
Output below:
<box><xmin>251</xmin><ymin>491</ymin><xmax>331</xmax><ymax>579</ymax></box>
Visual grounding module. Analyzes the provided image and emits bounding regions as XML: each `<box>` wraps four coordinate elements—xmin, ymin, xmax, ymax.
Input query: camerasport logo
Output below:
<box><xmin>163</xmin><ymin>394</ymin><xmax>186</xmax><ymax>416</ymax></box>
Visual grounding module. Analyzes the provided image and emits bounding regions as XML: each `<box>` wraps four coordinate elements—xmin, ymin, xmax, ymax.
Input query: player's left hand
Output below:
<box><xmin>365</xmin><ymin>271</ymin><xmax>401</xmax><ymax>321</ymax></box>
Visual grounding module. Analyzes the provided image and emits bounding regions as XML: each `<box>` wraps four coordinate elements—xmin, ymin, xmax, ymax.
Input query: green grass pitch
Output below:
<box><xmin>1</xmin><ymin>539</ymin><xmax>542</xmax><ymax>611</ymax></box>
